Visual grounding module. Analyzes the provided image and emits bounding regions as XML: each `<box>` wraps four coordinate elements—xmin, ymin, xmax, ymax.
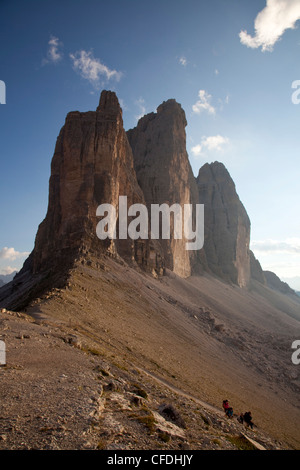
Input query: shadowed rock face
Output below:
<box><xmin>127</xmin><ymin>99</ymin><xmax>205</xmax><ymax>278</ymax></box>
<box><xmin>264</xmin><ymin>271</ymin><xmax>295</xmax><ymax>295</ymax></box>
<box><xmin>20</xmin><ymin>91</ymin><xmax>165</xmax><ymax>278</ymax></box>
<box><xmin>196</xmin><ymin>162</ymin><xmax>251</xmax><ymax>287</ymax></box>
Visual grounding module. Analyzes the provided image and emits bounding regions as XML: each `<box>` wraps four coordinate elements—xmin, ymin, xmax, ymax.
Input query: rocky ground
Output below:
<box><xmin>0</xmin><ymin>308</ymin><xmax>291</xmax><ymax>451</ymax></box>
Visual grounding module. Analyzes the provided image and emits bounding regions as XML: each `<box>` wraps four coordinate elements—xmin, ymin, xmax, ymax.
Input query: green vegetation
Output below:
<box><xmin>136</xmin><ymin>413</ymin><xmax>156</xmax><ymax>433</ymax></box>
<box><xmin>132</xmin><ymin>383</ymin><xmax>148</xmax><ymax>399</ymax></box>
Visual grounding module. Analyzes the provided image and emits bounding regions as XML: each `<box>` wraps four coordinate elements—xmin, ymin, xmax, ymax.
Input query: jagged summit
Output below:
<box><xmin>156</xmin><ymin>98</ymin><xmax>187</xmax><ymax>123</ymax></box>
<box><xmin>96</xmin><ymin>89</ymin><xmax>122</xmax><ymax>117</ymax></box>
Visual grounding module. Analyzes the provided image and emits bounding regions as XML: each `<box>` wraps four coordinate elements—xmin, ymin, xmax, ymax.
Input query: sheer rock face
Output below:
<box><xmin>197</xmin><ymin>162</ymin><xmax>251</xmax><ymax>287</ymax></box>
<box><xmin>29</xmin><ymin>91</ymin><xmax>164</xmax><ymax>276</ymax></box>
<box><xmin>127</xmin><ymin>100</ymin><xmax>205</xmax><ymax>278</ymax></box>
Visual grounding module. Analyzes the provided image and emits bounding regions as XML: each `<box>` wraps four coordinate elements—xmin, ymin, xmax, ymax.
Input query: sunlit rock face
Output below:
<box><xmin>127</xmin><ymin>99</ymin><xmax>203</xmax><ymax>278</ymax></box>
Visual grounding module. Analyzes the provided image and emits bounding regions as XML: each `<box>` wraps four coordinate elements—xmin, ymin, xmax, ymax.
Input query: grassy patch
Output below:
<box><xmin>137</xmin><ymin>413</ymin><xmax>156</xmax><ymax>433</ymax></box>
<box><xmin>158</xmin><ymin>431</ymin><xmax>171</xmax><ymax>443</ymax></box>
<box><xmin>132</xmin><ymin>383</ymin><xmax>148</xmax><ymax>399</ymax></box>
<box><xmin>227</xmin><ymin>435</ymin><xmax>257</xmax><ymax>450</ymax></box>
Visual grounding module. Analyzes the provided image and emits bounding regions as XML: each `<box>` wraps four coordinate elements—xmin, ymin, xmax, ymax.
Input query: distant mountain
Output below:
<box><xmin>296</xmin><ymin>291</ymin><xmax>300</xmax><ymax>298</ymax></box>
<box><xmin>263</xmin><ymin>271</ymin><xmax>295</xmax><ymax>295</ymax></box>
<box><xmin>0</xmin><ymin>271</ymin><xmax>18</xmax><ymax>286</ymax></box>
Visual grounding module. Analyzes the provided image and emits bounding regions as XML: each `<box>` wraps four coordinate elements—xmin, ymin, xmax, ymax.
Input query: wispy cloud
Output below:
<box><xmin>0</xmin><ymin>247</ymin><xmax>30</xmax><ymax>261</ymax></box>
<box><xmin>135</xmin><ymin>97</ymin><xmax>146</xmax><ymax>121</ymax></box>
<box><xmin>251</xmin><ymin>238</ymin><xmax>300</xmax><ymax>254</ymax></box>
<box><xmin>192</xmin><ymin>90</ymin><xmax>216</xmax><ymax>115</ymax></box>
<box><xmin>179</xmin><ymin>56</ymin><xmax>187</xmax><ymax>66</ymax></box>
<box><xmin>69</xmin><ymin>50</ymin><xmax>122</xmax><ymax>87</ymax></box>
<box><xmin>239</xmin><ymin>0</ymin><xmax>300</xmax><ymax>52</ymax></box>
<box><xmin>43</xmin><ymin>35</ymin><xmax>63</xmax><ymax>64</ymax></box>
<box><xmin>191</xmin><ymin>135</ymin><xmax>230</xmax><ymax>157</ymax></box>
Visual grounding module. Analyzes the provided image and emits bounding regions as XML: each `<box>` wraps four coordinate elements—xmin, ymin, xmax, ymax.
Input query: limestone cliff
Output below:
<box><xmin>31</xmin><ymin>90</ymin><xmax>163</xmax><ymax>275</ymax></box>
<box><xmin>127</xmin><ymin>99</ymin><xmax>206</xmax><ymax>278</ymax></box>
<box><xmin>196</xmin><ymin>162</ymin><xmax>251</xmax><ymax>287</ymax></box>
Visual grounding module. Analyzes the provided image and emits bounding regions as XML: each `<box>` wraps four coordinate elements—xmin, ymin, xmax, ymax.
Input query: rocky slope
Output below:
<box><xmin>0</xmin><ymin>263</ymin><xmax>297</xmax><ymax>450</ymax></box>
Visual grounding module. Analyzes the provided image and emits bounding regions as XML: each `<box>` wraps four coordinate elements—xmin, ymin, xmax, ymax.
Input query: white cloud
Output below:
<box><xmin>179</xmin><ymin>56</ymin><xmax>187</xmax><ymax>66</ymax></box>
<box><xmin>251</xmin><ymin>238</ymin><xmax>300</xmax><ymax>286</ymax></box>
<box><xmin>191</xmin><ymin>135</ymin><xmax>230</xmax><ymax>157</ymax></box>
<box><xmin>0</xmin><ymin>247</ymin><xmax>30</xmax><ymax>261</ymax></box>
<box><xmin>239</xmin><ymin>0</ymin><xmax>300</xmax><ymax>52</ymax></box>
<box><xmin>43</xmin><ymin>36</ymin><xmax>63</xmax><ymax>64</ymax></box>
<box><xmin>135</xmin><ymin>97</ymin><xmax>146</xmax><ymax>121</ymax></box>
<box><xmin>191</xmin><ymin>144</ymin><xmax>203</xmax><ymax>157</ymax></box>
<box><xmin>281</xmin><ymin>276</ymin><xmax>300</xmax><ymax>290</ymax></box>
<box><xmin>70</xmin><ymin>50</ymin><xmax>122</xmax><ymax>86</ymax></box>
<box><xmin>251</xmin><ymin>238</ymin><xmax>300</xmax><ymax>254</ymax></box>
<box><xmin>192</xmin><ymin>90</ymin><xmax>216</xmax><ymax>115</ymax></box>
<box><xmin>0</xmin><ymin>266</ymin><xmax>18</xmax><ymax>276</ymax></box>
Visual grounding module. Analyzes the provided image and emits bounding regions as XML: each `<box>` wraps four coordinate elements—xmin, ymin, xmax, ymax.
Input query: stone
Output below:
<box><xmin>0</xmin><ymin>90</ymin><xmax>279</xmax><ymax>313</ymax></box>
<box><xmin>0</xmin><ymin>91</ymin><xmax>164</xmax><ymax>310</ymax></box>
<box><xmin>31</xmin><ymin>90</ymin><xmax>153</xmax><ymax>274</ymax></box>
<box><xmin>127</xmin><ymin>99</ymin><xmax>206</xmax><ymax>278</ymax></box>
<box><xmin>197</xmin><ymin>162</ymin><xmax>251</xmax><ymax>287</ymax></box>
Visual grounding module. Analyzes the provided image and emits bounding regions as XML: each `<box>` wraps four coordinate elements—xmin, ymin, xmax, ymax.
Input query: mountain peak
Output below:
<box><xmin>96</xmin><ymin>89</ymin><xmax>122</xmax><ymax>117</ymax></box>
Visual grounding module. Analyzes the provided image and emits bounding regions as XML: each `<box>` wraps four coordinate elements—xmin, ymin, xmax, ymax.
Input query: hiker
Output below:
<box><xmin>243</xmin><ymin>411</ymin><xmax>254</xmax><ymax>429</ymax></box>
<box><xmin>222</xmin><ymin>400</ymin><xmax>229</xmax><ymax>414</ymax></box>
<box><xmin>237</xmin><ymin>413</ymin><xmax>244</xmax><ymax>424</ymax></box>
<box><xmin>222</xmin><ymin>400</ymin><xmax>234</xmax><ymax>418</ymax></box>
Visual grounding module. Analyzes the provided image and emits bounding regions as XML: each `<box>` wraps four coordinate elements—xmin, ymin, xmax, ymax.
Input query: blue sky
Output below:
<box><xmin>1</xmin><ymin>0</ymin><xmax>300</xmax><ymax>289</ymax></box>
